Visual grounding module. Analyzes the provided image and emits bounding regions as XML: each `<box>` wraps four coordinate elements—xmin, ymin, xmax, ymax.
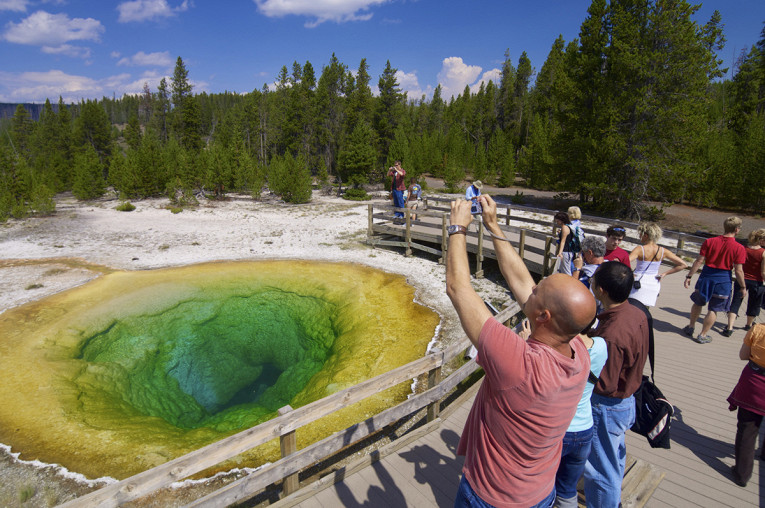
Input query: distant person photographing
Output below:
<box><xmin>465</xmin><ymin>180</ymin><xmax>483</xmax><ymax>215</ymax></box>
<box><xmin>387</xmin><ymin>161</ymin><xmax>406</xmax><ymax>219</ymax></box>
<box><xmin>447</xmin><ymin>193</ymin><xmax>597</xmax><ymax>507</ymax></box>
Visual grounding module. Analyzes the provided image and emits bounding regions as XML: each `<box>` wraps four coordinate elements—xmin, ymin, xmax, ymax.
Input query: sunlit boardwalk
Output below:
<box><xmin>283</xmin><ymin>271</ymin><xmax>763</xmax><ymax>507</ymax></box>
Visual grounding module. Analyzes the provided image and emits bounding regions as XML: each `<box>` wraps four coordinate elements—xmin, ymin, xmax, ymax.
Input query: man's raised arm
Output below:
<box><xmin>479</xmin><ymin>194</ymin><xmax>535</xmax><ymax>306</ymax></box>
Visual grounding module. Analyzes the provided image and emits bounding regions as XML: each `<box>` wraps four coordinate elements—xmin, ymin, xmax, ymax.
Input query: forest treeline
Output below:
<box><xmin>1</xmin><ymin>0</ymin><xmax>763</xmax><ymax>222</ymax></box>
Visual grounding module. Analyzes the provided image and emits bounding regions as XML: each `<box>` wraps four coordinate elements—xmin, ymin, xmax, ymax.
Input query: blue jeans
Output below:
<box><xmin>583</xmin><ymin>394</ymin><xmax>635</xmax><ymax>508</ymax></box>
<box><xmin>454</xmin><ymin>476</ymin><xmax>555</xmax><ymax>508</ymax></box>
<box><xmin>555</xmin><ymin>426</ymin><xmax>594</xmax><ymax>506</ymax></box>
<box><xmin>392</xmin><ymin>189</ymin><xmax>405</xmax><ymax>217</ymax></box>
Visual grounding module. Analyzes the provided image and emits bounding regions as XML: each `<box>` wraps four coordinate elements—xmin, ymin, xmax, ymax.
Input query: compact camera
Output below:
<box><xmin>471</xmin><ymin>201</ymin><xmax>483</xmax><ymax>215</ymax></box>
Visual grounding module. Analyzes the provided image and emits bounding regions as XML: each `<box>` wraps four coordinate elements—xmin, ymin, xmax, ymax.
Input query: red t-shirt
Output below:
<box><xmin>700</xmin><ymin>236</ymin><xmax>746</xmax><ymax>270</ymax></box>
<box><xmin>743</xmin><ymin>247</ymin><xmax>764</xmax><ymax>282</ymax></box>
<box><xmin>458</xmin><ymin>318</ymin><xmax>589</xmax><ymax>507</ymax></box>
<box><xmin>605</xmin><ymin>246</ymin><xmax>631</xmax><ymax>265</ymax></box>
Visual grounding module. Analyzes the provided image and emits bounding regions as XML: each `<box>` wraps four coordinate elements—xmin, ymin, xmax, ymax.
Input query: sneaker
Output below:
<box><xmin>744</xmin><ymin>324</ymin><xmax>752</xmax><ymax>331</ymax></box>
<box><xmin>722</xmin><ymin>328</ymin><xmax>734</xmax><ymax>337</ymax></box>
<box><xmin>682</xmin><ymin>325</ymin><xmax>695</xmax><ymax>337</ymax></box>
<box><xmin>693</xmin><ymin>334</ymin><xmax>712</xmax><ymax>344</ymax></box>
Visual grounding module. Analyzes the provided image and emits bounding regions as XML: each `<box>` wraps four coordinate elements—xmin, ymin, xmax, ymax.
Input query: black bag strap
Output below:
<box><xmin>635</xmin><ymin>246</ymin><xmax>659</xmax><ymax>283</ymax></box>
<box><xmin>588</xmin><ymin>371</ymin><xmax>600</xmax><ymax>384</ymax></box>
<box><xmin>628</xmin><ymin>297</ymin><xmax>655</xmax><ymax>383</ymax></box>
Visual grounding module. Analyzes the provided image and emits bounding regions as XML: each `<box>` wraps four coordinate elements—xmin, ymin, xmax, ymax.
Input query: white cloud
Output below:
<box><xmin>436</xmin><ymin>57</ymin><xmax>501</xmax><ymax>100</ymax></box>
<box><xmin>117</xmin><ymin>0</ymin><xmax>189</xmax><ymax>23</ymax></box>
<box><xmin>471</xmin><ymin>68</ymin><xmax>501</xmax><ymax>93</ymax></box>
<box><xmin>254</xmin><ymin>0</ymin><xmax>389</xmax><ymax>27</ymax></box>
<box><xmin>42</xmin><ymin>44</ymin><xmax>92</xmax><ymax>59</ymax></box>
<box><xmin>3</xmin><ymin>11</ymin><xmax>104</xmax><ymax>49</ymax></box>
<box><xmin>0</xmin><ymin>69</ymin><xmax>175</xmax><ymax>103</ymax></box>
<box><xmin>395</xmin><ymin>70</ymin><xmax>432</xmax><ymax>102</ymax></box>
<box><xmin>117</xmin><ymin>50</ymin><xmax>173</xmax><ymax>68</ymax></box>
<box><xmin>0</xmin><ymin>0</ymin><xmax>28</xmax><ymax>12</ymax></box>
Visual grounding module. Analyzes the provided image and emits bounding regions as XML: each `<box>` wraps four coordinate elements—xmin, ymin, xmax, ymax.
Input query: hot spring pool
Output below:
<box><xmin>0</xmin><ymin>260</ymin><xmax>440</xmax><ymax>479</ymax></box>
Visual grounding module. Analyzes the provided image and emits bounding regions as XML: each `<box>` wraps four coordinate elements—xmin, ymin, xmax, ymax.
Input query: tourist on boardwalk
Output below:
<box><xmin>447</xmin><ymin>194</ymin><xmax>597</xmax><ymax>508</ymax></box>
<box><xmin>683</xmin><ymin>217</ymin><xmax>747</xmax><ymax>344</ymax></box>
<box><xmin>554</xmin><ymin>330</ymin><xmax>608</xmax><ymax>508</ymax></box>
<box><xmin>555</xmin><ymin>212</ymin><xmax>579</xmax><ymax>276</ymax></box>
<box><xmin>628</xmin><ymin>222</ymin><xmax>688</xmax><ymax>307</ymax></box>
<box><xmin>727</xmin><ymin>323</ymin><xmax>765</xmax><ymax>487</ymax></box>
<box><xmin>583</xmin><ymin>262</ymin><xmax>649</xmax><ymax>508</ymax></box>
<box><xmin>568</xmin><ymin>206</ymin><xmax>585</xmax><ymax>244</ymax></box>
<box><xmin>465</xmin><ymin>180</ymin><xmax>483</xmax><ymax>215</ymax></box>
<box><xmin>604</xmin><ymin>225</ymin><xmax>630</xmax><ymax>265</ymax></box>
<box><xmin>407</xmin><ymin>181</ymin><xmax>423</xmax><ymax>220</ymax></box>
<box><xmin>387</xmin><ymin>161</ymin><xmax>406</xmax><ymax>219</ymax></box>
<box><xmin>573</xmin><ymin>236</ymin><xmax>606</xmax><ymax>290</ymax></box>
<box><xmin>724</xmin><ymin>228</ymin><xmax>765</xmax><ymax>335</ymax></box>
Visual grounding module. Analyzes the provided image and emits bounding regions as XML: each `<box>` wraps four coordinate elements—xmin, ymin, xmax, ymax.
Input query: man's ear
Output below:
<box><xmin>536</xmin><ymin>309</ymin><xmax>552</xmax><ymax>324</ymax></box>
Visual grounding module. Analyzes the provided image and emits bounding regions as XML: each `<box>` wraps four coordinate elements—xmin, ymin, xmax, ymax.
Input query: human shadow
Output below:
<box><xmin>398</xmin><ymin>428</ymin><xmax>463</xmax><ymax>506</ymax></box>
<box><xmin>670</xmin><ymin>406</ymin><xmax>736</xmax><ymax>483</ymax></box>
<box><xmin>333</xmin><ymin>450</ymin><xmax>407</xmax><ymax>507</ymax></box>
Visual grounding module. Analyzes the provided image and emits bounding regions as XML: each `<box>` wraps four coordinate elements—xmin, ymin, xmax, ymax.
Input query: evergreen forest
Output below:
<box><xmin>1</xmin><ymin>0</ymin><xmax>764</xmax><ymax>222</ymax></box>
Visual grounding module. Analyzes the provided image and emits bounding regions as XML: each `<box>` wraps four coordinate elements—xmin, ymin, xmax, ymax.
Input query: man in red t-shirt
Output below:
<box><xmin>683</xmin><ymin>217</ymin><xmax>747</xmax><ymax>343</ymax></box>
<box><xmin>604</xmin><ymin>225</ymin><xmax>630</xmax><ymax>265</ymax></box>
<box><xmin>446</xmin><ymin>195</ymin><xmax>597</xmax><ymax>507</ymax></box>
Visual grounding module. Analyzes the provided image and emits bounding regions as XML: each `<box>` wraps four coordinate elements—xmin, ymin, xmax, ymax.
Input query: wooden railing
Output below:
<box><xmin>369</xmin><ymin>196</ymin><xmax>708</xmax><ymax>278</ymax></box>
<box><xmin>59</xmin><ymin>302</ymin><xmax>521</xmax><ymax>507</ymax></box>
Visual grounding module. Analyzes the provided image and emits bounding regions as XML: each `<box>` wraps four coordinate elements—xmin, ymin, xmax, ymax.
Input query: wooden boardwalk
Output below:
<box><xmin>282</xmin><ymin>268</ymin><xmax>763</xmax><ymax>507</ymax></box>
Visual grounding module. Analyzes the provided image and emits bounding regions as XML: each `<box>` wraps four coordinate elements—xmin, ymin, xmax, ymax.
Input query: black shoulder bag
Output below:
<box><xmin>628</xmin><ymin>298</ymin><xmax>674</xmax><ymax>449</ymax></box>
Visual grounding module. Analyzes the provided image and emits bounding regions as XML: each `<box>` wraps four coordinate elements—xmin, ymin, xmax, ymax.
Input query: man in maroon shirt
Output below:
<box><xmin>604</xmin><ymin>225</ymin><xmax>630</xmax><ymax>265</ymax></box>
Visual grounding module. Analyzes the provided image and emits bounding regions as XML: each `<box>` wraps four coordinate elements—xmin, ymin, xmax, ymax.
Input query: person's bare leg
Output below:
<box><xmin>700</xmin><ymin>310</ymin><xmax>718</xmax><ymax>336</ymax></box>
<box><xmin>689</xmin><ymin>304</ymin><xmax>703</xmax><ymax>329</ymax></box>
<box><xmin>746</xmin><ymin>315</ymin><xmax>756</xmax><ymax>328</ymax></box>
<box><xmin>727</xmin><ymin>312</ymin><xmax>737</xmax><ymax>331</ymax></box>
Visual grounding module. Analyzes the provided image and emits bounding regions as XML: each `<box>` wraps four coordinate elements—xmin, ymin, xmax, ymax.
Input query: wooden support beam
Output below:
<box><xmin>278</xmin><ymin>405</ymin><xmax>299</xmax><ymax>498</ymax></box>
<box><xmin>426</xmin><ymin>349</ymin><xmax>443</xmax><ymax>422</ymax></box>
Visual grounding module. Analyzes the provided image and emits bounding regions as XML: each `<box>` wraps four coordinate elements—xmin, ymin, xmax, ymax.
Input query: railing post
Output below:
<box><xmin>543</xmin><ymin>236</ymin><xmax>553</xmax><ymax>276</ymax></box>
<box><xmin>676</xmin><ymin>235</ymin><xmax>685</xmax><ymax>255</ymax></box>
<box><xmin>505</xmin><ymin>207</ymin><xmax>511</xmax><ymax>226</ymax></box>
<box><xmin>405</xmin><ymin>207</ymin><xmax>412</xmax><ymax>257</ymax></box>
<box><xmin>439</xmin><ymin>214</ymin><xmax>448</xmax><ymax>264</ymax></box>
<box><xmin>367</xmin><ymin>204</ymin><xmax>373</xmax><ymax>245</ymax></box>
<box><xmin>519</xmin><ymin>229</ymin><xmax>526</xmax><ymax>259</ymax></box>
<box><xmin>278</xmin><ymin>405</ymin><xmax>299</xmax><ymax>498</ymax></box>
<box><xmin>426</xmin><ymin>349</ymin><xmax>443</xmax><ymax>422</ymax></box>
<box><xmin>475</xmin><ymin>220</ymin><xmax>484</xmax><ymax>278</ymax></box>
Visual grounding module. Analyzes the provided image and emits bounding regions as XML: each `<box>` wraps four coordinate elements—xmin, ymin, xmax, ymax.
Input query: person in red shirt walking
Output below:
<box><xmin>683</xmin><ymin>217</ymin><xmax>747</xmax><ymax>343</ymax></box>
<box><xmin>724</xmin><ymin>229</ymin><xmax>765</xmax><ymax>335</ymax></box>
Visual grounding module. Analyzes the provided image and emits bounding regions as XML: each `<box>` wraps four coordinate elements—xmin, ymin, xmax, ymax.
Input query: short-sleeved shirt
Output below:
<box><xmin>742</xmin><ymin>247</ymin><xmax>764</xmax><ymax>282</ymax></box>
<box><xmin>569</xmin><ymin>335</ymin><xmax>608</xmax><ymax>432</ymax></box>
<box><xmin>458</xmin><ymin>318</ymin><xmax>589</xmax><ymax>507</ymax></box>
<box><xmin>466</xmin><ymin>185</ymin><xmax>481</xmax><ymax>202</ymax></box>
<box><xmin>605</xmin><ymin>246</ymin><xmax>631</xmax><ymax>265</ymax></box>
<box><xmin>746</xmin><ymin>324</ymin><xmax>765</xmax><ymax>367</ymax></box>
<box><xmin>700</xmin><ymin>236</ymin><xmax>746</xmax><ymax>270</ymax></box>
<box><xmin>593</xmin><ymin>302</ymin><xmax>649</xmax><ymax>399</ymax></box>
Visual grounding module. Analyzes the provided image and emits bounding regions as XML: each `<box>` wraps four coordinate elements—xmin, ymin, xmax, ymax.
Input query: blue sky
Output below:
<box><xmin>0</xmin><ymin>0</ymin><xmax>763</xmax><ymax>104</ymax></box>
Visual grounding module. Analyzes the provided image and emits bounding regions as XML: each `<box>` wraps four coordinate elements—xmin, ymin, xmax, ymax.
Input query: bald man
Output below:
<box><xmin>447</xmin><ymin>195</ymin><xmax>597</xmax><ymax>508</ymax></box>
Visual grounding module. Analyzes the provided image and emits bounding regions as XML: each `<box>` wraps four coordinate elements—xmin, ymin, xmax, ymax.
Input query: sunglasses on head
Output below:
<box><xmin>612</xmin><ymin>227</ymin><xmax>625</xmax><ymax>233</ymax></box>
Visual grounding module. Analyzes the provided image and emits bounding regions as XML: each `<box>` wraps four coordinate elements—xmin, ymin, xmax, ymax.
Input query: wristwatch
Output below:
<box><xmin>447</xmin><ymin>225</ymin><xmax>467</xmax><ymax>236</ymax></box>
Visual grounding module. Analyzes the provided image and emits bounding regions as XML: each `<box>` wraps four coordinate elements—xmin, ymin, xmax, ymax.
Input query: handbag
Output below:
<box><xmin>629</xmin><ymin>298</ymin><xmax>674</xmax><ymax>449</ymax></box>
<box><xmin>633</xmin><ymin>246</ymin><xmax>659</xmax><ymax>290</ymax></box>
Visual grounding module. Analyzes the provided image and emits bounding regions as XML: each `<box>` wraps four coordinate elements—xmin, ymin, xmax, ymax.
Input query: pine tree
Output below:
<box><xmin>375</xmin><ymin>60</ymin><xmax>405</xmax><ymax>162</ymax></box>
<box><xmin>72</xmin><ymin>145</ymin><xmax>106</xmax><ymax>200</ymax></box>
<box><xmin>171</xmin><ymin>57</ymin><xmax>202</xmax><ymax>151</ymax></box>
<box><xmin>337</xmin><ymin>121</ymin><xmax>376</xmax><ymax>187</ymax></box>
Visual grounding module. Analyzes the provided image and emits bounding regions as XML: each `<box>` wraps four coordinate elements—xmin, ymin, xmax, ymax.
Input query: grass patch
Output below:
<box><xmin>19</xmin><ymin>484</ymin><xmax>35</xmax><ymax>503</ymax></box>
<box><xmin>158</xmin><ymin>244</ymin><xmax>170</xmax><ymax>251</ymax></box>
<box><xmin>116</xmin><ymin>201</ymin><xmax>136</xmax><ymax>212</ymax></box>
<box><xmin>170</xmin><ymin>207</ymin><xmax>183</xmax><ymax>214</ymax></box>
<box><xmin>25</xmin><ymin>283</ymin><xmax>44</xmax><ymax>290</ymax></box>
<box><xmin>43</xmin><ymin>268</ymin><xmax>66</xmax><ymax>276</ymax></box>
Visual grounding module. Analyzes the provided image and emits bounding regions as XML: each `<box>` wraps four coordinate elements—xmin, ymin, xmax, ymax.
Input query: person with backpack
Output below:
<box><xmin>555</xmin><ymin>211</ymin><xmax>581</xmax><ymax>275</ymax></box>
